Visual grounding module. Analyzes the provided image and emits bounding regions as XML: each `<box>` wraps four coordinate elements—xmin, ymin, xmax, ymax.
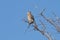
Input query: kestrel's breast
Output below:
<box><xmin>28</xmin><ymin>15</ymin><xmax>33</xmax><ymax>23</ymax></box>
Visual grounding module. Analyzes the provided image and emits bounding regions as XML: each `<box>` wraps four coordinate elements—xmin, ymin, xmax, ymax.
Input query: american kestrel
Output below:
<box><xmin>25</xmin><ymin>11</ymin><xmax>35</xmax><ymax>32</ymax></box>
<box><xmin>27</xmin><ymin>11</ymin><xmax>34</xmax><ymax>25</ymax></box>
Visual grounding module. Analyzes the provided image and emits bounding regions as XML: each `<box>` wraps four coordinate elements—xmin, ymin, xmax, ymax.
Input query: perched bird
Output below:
<box><xmin>27</xmin><ymin>11</ymin><xmax>34</xmax><ymax>25</ymax></box>
<box><xmin>25</xmin><ymin>11</ymin><xmax>35</xmax><ymax>32</ymax></box>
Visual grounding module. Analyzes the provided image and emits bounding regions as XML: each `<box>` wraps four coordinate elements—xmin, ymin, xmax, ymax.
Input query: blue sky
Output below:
<box><xmin>0</xmin><ymin>0</ymin><xmax>60</xmax><ymax>40</ymax></box>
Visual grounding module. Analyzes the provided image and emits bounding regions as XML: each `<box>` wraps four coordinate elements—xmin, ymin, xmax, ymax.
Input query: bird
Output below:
<box><xmin>25</xmin><ymin>11</ymin><xmax>35</xmax><ymax>32</ymax></box>
<box><xmin>27</xmin><ymin>11</ymin><xmax>34</xmax><ymax>25</ymax></box>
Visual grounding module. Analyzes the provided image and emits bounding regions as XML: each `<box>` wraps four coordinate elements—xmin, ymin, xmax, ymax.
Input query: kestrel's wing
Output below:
<box><xmin>30</xmin><ymin>14</ymin><xmax>37</xmax><ymax>26</ymax></box>
<box><xmin>31</xmin><ymin>14</ymin><xmax>35</xmax><ymax>21</ymax></box>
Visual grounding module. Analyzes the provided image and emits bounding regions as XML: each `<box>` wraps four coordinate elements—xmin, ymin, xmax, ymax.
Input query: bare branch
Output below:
<box><xmin>44</xmin><ymin>32</ymin><xmax>52</xmax><ymax>40</ymax></box>
<box><xmin>33</xmin><ymin>23</ymin><xmax>53</xmax><ymax>40</ymax></box>
<box><xmin>52</xmin><ymin>12</ymin><xmax>60</xmax><ymax>25</ymax></box>
<box><xmin>40</xmin><ymin>9</ymin><xmax>60</xmax><ymax>32</ymax></box>
<box><xmin>39</xmin><ymin>19</ymin><xmax>46</xmax><ymax>31</ymax></box>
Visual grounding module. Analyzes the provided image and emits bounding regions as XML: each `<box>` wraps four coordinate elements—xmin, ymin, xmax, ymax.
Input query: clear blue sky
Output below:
<box><xmin>0</xmin><ymin>0</ymin><xmax>60</xmax><ymax>40</ymax></box>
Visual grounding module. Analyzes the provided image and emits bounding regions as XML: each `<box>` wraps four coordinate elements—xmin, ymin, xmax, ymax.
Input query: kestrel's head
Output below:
<box><xmin>27</xmin><ymin>11</ymin><xmax>32</xmax><ymax>16</ymax></box>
